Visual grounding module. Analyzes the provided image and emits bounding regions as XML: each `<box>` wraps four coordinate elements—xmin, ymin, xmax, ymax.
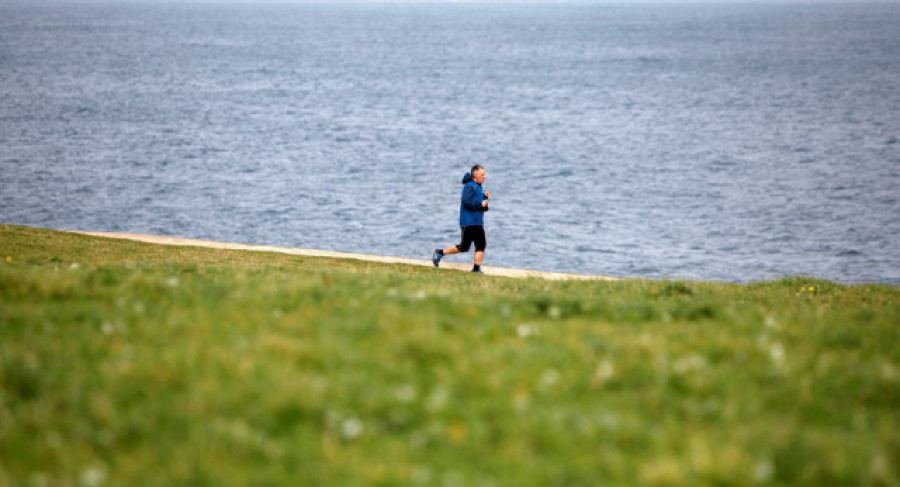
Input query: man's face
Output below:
<box><xmin>473</xmin><ymin>169</ymin><xmax>486</xmax><ymax>184</ymax></box>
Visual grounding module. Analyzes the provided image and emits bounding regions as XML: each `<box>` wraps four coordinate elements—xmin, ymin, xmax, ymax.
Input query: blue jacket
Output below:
<box><xmin>459</xmin><ymin>172</ymin><xmax>488</xmax><ymax>226</ymax></box>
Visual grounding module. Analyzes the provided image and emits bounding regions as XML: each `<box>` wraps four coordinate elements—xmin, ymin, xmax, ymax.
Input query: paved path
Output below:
<box><xmin>73</xmin><ymin>231</ymin><xmax>618</xmax><ymax>281</ymax></box>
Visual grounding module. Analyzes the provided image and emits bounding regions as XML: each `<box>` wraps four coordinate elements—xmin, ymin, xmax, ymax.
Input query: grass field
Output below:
<box><xmin>1</xmin><ymin>223</ymin><xmax>898</xmax><ymax>486</ymax></box>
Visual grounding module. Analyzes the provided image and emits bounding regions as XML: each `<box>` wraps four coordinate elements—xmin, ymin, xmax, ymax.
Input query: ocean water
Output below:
<box><xmin>2</xmin><ymin>2</ymin><xmax>899</xmax><ymax>283</ymax></box>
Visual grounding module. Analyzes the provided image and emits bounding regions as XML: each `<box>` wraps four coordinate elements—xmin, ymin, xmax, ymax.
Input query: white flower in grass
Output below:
<box><xmin>79</xmin><ymin>466</ymin><xmax>106</xmax><ymax>487</ymax></box>
<box><xmin>394</xmin><ymin>384</ymin><xmax>417</xmax><ymax>403</ymax></box>
<box><xmin>594</xmin><ymin>360</ymin><xmax>615</xmax><ymax>385</ymax></box>
<box><xmin>539</xmin><ymin>368</ymin><xmax>561</xmax><ymax>388</ymax></box>
<box><xmin>341</xmin><ymin>417</ymin><xmax>364</xmax><ymax>441</ymax></box>
<box><xmin>547</xmin><ymin>305</ymin><xmax>561</xmax><ymax>319</ymax></box>
<box><xmin>672</xmin><ymin>354</ymin><xmax>707</xmax><ymax>374</ymax></box>
<box><xmin>427</xmin><ymin>386</ymin><xmax>449</xmax><ymax>411</ymax></box>
<box><xmin>754</xmin><ymin>458</ymin><xmax>773</xmax><ymax>483</ymax></box>
<box><xmin>101</xmin><ymin>322</ymin><xmax>114</xmax><ymax>335</ymax></box>
<box><xmin>769</xmin><ymin>343</ymin><xmax>785</xmax><ymax>368</ymax></box>
<box><xmin>516</xmin><ymin>324</ymin><xmax>533</xmax><ymax>338</ymax></box>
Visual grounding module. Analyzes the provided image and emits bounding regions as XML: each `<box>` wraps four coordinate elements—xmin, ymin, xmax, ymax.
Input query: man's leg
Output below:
<box><xmin>434</xmin><ymin>228</ymin><xmax>471</xmax><ymax>267</ymax></box>
<box><xmin>433</xmin><ymin>245</ymin><xmax>458</xmax><ymax>266</ymax></box>
<box><xmin>471</xmin><ymin>226</ymin><xmax>486</xmax><ymax>272</ymax></box>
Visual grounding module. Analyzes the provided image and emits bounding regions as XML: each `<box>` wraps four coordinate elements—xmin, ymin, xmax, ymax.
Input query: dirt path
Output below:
<box><xmin>72</xmin><ymin>230</ymin><xmax>618</xmax><ymax>281</ymax></box>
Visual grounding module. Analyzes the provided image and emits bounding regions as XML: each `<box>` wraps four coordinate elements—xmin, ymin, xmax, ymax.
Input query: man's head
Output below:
<box><xmin>471</xmin><ymin>164</ymin><xmax>486</xmax><ymax>184</ymax></box>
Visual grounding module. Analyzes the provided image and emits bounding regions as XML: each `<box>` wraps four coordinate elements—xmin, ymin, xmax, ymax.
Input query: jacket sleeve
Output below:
<box><xmin>461</xmin><ymin>184</ymin><xmax>485</xmax><ymax>212</ymax></box>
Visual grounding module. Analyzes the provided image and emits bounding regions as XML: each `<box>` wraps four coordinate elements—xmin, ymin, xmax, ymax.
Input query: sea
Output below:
<box><xmin>2</xmin><ymin>1</ymin><xmax>899</xmax><ymax>283</ymax></box>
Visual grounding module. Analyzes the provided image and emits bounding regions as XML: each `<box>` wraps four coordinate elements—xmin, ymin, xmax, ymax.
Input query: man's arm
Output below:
<box><xmin>461</xmin><ymin>184</ymin><xmax>486</xmax><ymax>211</ymax></box>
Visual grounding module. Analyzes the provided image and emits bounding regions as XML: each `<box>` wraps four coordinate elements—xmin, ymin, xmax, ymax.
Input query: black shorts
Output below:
<box><xmin>456</xmin><ymin>225</ymin><xmax>487</xmax><ymax>252</ymax></box>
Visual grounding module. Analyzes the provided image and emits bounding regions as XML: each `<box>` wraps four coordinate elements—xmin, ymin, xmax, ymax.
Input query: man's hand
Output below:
<box><xmin>484</xmin><ymin>191</ymin><xmax>491</xmax><ymax>200</ymax></box>
<box><xmin>481</xmin><ymin>200</ymin><xmax>489</xmax><ymax>208</ymax></box>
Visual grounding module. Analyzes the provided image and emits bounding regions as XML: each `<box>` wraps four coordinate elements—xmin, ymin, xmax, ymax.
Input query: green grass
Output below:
<box><xmin>1</xmin><ymin>223</ymin><xmax>898</xmax><ymax>486</ymax></box>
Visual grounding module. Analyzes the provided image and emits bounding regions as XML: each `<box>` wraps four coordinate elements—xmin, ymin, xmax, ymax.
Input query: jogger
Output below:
<box><xmin>432</xmin><ymin>164</ymin><xmax>490</xmax><ymax>273</ymax></box>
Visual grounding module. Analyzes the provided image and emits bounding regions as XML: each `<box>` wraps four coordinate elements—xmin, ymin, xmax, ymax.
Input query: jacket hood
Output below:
<box><xmin>461</xmin><ymin>172</ymin><xmax>473</xmax><ymax>185</ymax></box>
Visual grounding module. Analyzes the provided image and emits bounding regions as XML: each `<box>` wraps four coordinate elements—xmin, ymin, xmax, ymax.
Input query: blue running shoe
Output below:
<box><xmin>432</xmin><ymin>249</ymin><xmax>443</xmax><ymax>267</ymax></box>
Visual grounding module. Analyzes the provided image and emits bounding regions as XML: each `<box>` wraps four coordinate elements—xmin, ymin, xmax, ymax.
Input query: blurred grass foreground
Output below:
<box><xmin>1</xmin><ymin>223</ymin><xmax>898</xmax><ymax>486</ymax></box>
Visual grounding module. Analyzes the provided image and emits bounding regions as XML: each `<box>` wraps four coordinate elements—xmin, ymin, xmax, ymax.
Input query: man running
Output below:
<box><xmin>432</xmin><ymin>164</ymin><xmax>490</xmax><ymax>273</ymax></box>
